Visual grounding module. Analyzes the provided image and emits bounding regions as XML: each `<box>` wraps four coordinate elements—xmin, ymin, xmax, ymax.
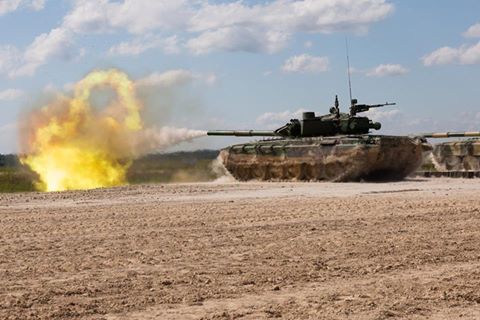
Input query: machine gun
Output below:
<box><xmin>349</xmin><ymin>99</ymin><xmax>396</xmax><ymax>116</ymax></box>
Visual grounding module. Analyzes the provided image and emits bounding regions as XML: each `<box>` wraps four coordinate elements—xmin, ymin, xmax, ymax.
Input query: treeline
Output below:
<box><xmin>0</xmin><ymin>154</ymin><xmax>22</xmax><ymax>167</ymax></box>
<box><xmin>0</xmin><ymin>150</ymin><xmax>219</xmax><ymax>167</ymax></box>
<box><xmin>127</xmin><ymin>150</ymin><xmax>220</xmax><ymax>183</ymax></box>
<box><xmin>135</xmin><ymin>150</ymin><xmax>218</xmax><ymax>164</ymax></box>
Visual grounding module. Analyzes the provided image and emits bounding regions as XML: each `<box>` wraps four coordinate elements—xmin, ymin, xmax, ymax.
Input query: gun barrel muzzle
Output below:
<box><xmin>207</xmin><ymin>130</ymin><xmax>278</xmax><ymax>137</ymax></box>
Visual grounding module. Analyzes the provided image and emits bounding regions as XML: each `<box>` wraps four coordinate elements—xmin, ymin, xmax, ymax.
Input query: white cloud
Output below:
<box><xmin>366</xmin><ymin>64</ymin><xmax>409</xmax><ymax>77</ymax></box>
<box><xmin>0</xmin><ymin>88</ymin><xmax>24</xmax><ymax>100</ymax></box>
<box><xmin>304</xmin><ymin>41</ymin><xmax>313</xmax><ymax>48</ymax></box>
<box><xmin>136</xmin><ymin>69</ymin><xmax>216</xmax><ymax>88</ymax></box>
<box><xmin>463</xmin><ymin>23</ymin><xmax>480</xmax><ymax>38</ymax></box>
<box><xmin>163</xmin><ymin>36</ymin><xmax>181</xmax><ymax>55</ymax></box>
<box><xmin>460</xmin><ymin>42</ymin><xmax>480</xmax><ymax>64</ymax></box>
<box><xmin>9</xmin><ymin>28</ymin><xmax>73</xmax><ymax>77</ymax></box>
<box><xmin>0</xmin><ymin>45</ymin><xmax>20</xmax><ymax>74</ymax></box>
<box><xmin>189</xmin><ymin>0</ymin><xmax>393</xmax><ymax>54</ymax></box>
<box><xmin>0</xmin><ymin>0</ymin><xmax>44</xmax><ymax>15</ymax></box>
<box><xmin>63</xmin><ymin>0</ymin><xmax>394</xmax><ymax>37</ymax></box>
<box><xmin>422</xmin><ymin>47</ymin><xmax>460</xmax><ymax>66</ymax></box>
<box><xmin>282</xmin><ymin>54</ymin><xmax>329</xmax><ymax>73</ymax></box>
<box><xmin>63</xmin><ymin>0</ymin><xmax>191</xmax><ymax>34</ymax></box>
<box><xmin>256</xmin><ymin>109</ymin><xmax>307</xmax><ymax>127</ymax></box>
<box><xmin>109</xmin><ymin>35</ymin><xmax>180</xmax><ymax>56</ymax></box>
<box><xmin>62</xmin><ymin>0</ymin><xmax>112</xmax><ymax>34</ymax></box>
<box><xmin>422</xmin><ymin>41</ymin><xmax>480</xmax><ymax>66</ymax></box>
<box><xmin>423</xmin><ymin>22</ymin><xmax>480</xmax><ymax>67</ymax></box>
<box><xmin>187</xmin><ymin>27</ymin><xmax>289</xmax><ymax>55</ymax></box>
<box><xmin>0</xmin><ymin>27</ymin><xmax>74</xmax><ymax>78</ymax></box>
<box><xmin>136</xmin><ymin>70</ymin><xmax>195</xmax><ymax>88</ymax></box>
<box><xmin>189</xmin><ymin>0</ymin><xmax>393</xmax><ymax>34</ymax></box>
<box><xmin>64</xmin><ymin>0</ymin><xmax>394</xmax><ymax>54</ymax></box>
<box><xmin>0</xmin><ymin>0</ymin><xmax>394</xmax><ymax>76</ymax></box>
<box><xmin>364</xmin><ymin>108</ymin><xmax>400</xmax><ymax>122</ymax></box>
<box><xmin>30</xmin><ymin>0</ymin><xmax>45</xmax><ymax>11</ymax></box>
<box><xmin>0</xmin><ymin>0</ymin><xmax>21</xmax><ymax>15</ymax></box>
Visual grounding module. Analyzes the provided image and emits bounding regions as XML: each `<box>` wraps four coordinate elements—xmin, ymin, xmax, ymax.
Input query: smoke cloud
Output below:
<box><xmin>20</xmin><ymin>68</ymin><xmax>206</xmax><ymax>191</ymax></box>
<box><xmin>134</xmin><ymin>126</ymin><xmax>207</xmax><ymax>154</ymax></box>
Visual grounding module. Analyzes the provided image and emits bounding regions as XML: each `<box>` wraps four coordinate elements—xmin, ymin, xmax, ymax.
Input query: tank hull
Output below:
<box><xmin>219</xmin><ymin>135</ymin><xmax>429</xmax><ymax>182</ymax></box>
<box><xmin>432</xmin><ymin>139</ymin><xmax>480</xmax><ymax>171</ymax></box>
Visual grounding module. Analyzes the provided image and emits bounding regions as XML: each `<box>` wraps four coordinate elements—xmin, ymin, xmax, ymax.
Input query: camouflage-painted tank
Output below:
<box><xmin>422</xmin><ymin>132</ymin><xmax>480</xmax><ymax>171</ymax></box>
<box><xmin>208</xmin><ymin>96</ymin><xmax>431</xmax><ymax>181</ymax></box>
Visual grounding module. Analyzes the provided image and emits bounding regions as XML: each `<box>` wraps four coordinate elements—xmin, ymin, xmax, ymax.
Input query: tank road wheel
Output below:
<box><xmin>444</xmin><ymin>156</ymin><xmax>463</xmax><ymax>171</ymax></box>
<box><xmin>305</xmin><ymin>163</ymin><xmax>323</xmax><ymax>181</ymax></box>
<box><xmin>463</xmin><ymin>156</ymin><xmax>480</xmax><ymax>171</ymax></box>
<box><xmin>234</xmin><ymin>165</ymin><xmax>251</xmax><ymax>181</ymax></box>
<box><xmin>267</xmin><ymin>164</ymin><xmax>285</xmax><ymax>180</ymax></box>
<box><xmin>251</xmin><ymin>164</ymin><xmax>268</xmax><ymax>180</ymax></box>
<box><xmin>286</xmin><ymin>163</ymin><xmax>304</xmax><ymax>180</ymax></box>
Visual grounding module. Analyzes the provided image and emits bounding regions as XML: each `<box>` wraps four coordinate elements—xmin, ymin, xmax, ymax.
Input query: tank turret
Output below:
<box><xmin>207</xmin><ymin>96</ymin><xmax>394</xmax><ymax>138</ymax></box>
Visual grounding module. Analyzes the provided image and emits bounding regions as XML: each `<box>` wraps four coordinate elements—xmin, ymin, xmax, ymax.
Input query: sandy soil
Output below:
<box><xmin>1</xmin><ymin>178</ymin><xmax>480</xmax><ymax>319</ymax></box>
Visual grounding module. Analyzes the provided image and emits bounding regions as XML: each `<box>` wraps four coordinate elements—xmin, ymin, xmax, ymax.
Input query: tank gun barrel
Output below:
<box><xmin>421</xmin><ymin>131</ymin><xmax>480</xmax><ymax>138</ymax></box>
<box><xmin>207</xmin><ymin>130</ymin><xmax>278</xmax><ymax>137</ymax></box>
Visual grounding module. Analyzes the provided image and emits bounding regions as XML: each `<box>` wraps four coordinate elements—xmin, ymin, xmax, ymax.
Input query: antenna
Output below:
<box><xmin>345</xmin><ymin>38</ymin><xmax>353</xmax><ymax>107</ymax></box>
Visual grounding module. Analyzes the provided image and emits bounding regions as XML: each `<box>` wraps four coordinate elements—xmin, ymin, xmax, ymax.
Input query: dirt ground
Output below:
<box><xmin>1</xmin><ymin>178</ymin><xmax>480</xmax><ymax>319</ymax></box>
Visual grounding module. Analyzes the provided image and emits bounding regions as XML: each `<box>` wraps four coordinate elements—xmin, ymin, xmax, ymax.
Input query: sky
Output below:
<box><xmin>0</xmin><ymin>0</ymin><xmax>479</xmax><ymax>153</ymax></box>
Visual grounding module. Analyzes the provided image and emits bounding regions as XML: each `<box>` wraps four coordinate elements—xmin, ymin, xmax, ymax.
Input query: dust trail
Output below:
<box><xmin>429</xmin><ymin>152</ymin><xmax>446</xmax><ymax>171</ymax></box>
<box><xmin>210</xmin><ymin>154</ymin><xmax>235</xmax><ymax>183</ymax></box>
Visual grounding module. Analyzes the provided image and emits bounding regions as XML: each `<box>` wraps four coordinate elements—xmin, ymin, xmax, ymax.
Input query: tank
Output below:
<box><xmin>421</xmin><ymin>132</ymin><xmax>480</xmax><ymax>171</ymax></box>
<box><xmin>208</xmin><ymin>96</ymin><xmax>431</xmax><ymax>182</ymax></box>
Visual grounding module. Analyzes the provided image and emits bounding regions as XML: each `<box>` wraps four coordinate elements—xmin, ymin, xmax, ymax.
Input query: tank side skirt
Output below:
<box><xmin>220</xmin><ymin>136</ymin><xmax>425</xmax><ymax>181</ymax></box>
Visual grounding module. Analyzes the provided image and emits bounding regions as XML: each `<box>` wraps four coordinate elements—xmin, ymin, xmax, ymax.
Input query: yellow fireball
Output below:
<box><xmin>21</xmin><ymin>69</ymin><xmax>142</xmax><ymax>192</ymax></box>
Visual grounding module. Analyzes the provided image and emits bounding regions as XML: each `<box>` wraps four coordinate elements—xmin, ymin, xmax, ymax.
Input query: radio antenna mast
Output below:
<box><xmin>345</xmin><ymin>38</ymin><xmax>353</xmax><ymax>107</ymax></box>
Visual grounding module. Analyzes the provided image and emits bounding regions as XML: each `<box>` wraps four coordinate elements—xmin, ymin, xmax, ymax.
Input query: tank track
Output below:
<box><xmin>418</xmin><ymin>171</ymin><xmax>480</xmax><ymax>178</ymax></box>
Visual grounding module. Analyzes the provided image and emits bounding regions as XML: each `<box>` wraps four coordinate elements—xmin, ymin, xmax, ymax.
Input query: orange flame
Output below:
<box><xmin>21</xmin><ymin>69</ymin><xmax>143</xmax><ymax>192</ymax></box>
